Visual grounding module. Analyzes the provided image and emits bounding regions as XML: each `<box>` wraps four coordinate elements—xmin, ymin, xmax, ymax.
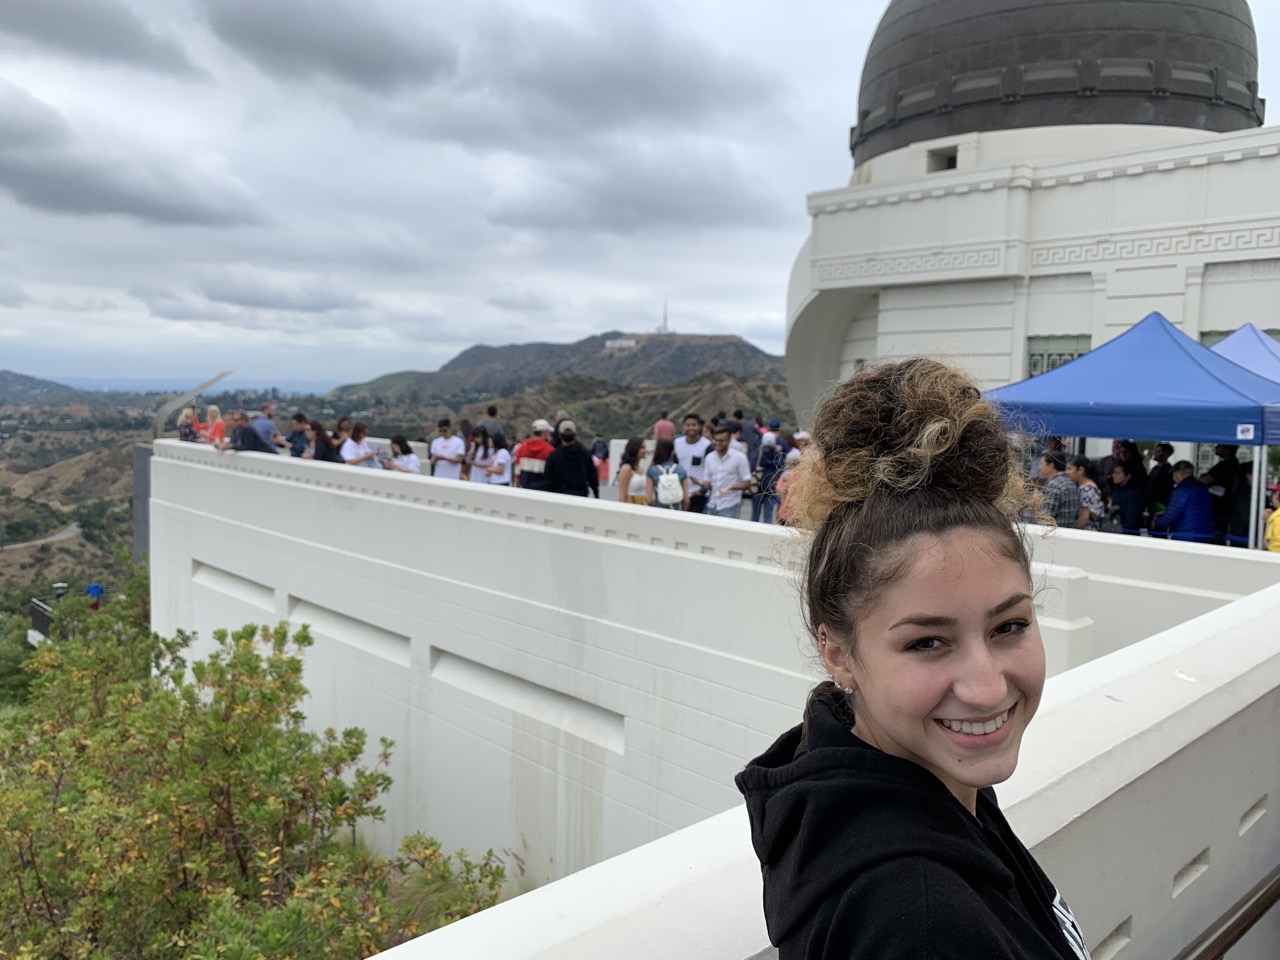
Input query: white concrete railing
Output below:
<box><xmin>148</xmin><ymin>441</ymin><xmax>1279</xmax><ymax>897</ymax></box>
<box><xmin>150</xmin><ymin>440</ymin><xmax>813</xmax><ymax>883</ymax></box>
<box><xmin>382</xmin><ymin>580</ymin><xmax>1280</xmax><ymax>960</ymax></box>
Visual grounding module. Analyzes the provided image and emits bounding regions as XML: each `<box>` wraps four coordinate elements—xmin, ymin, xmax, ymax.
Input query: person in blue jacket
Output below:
<box><xmin>1152</xmin><ymin>460</ymin><xmax>1216</xmax><ymax>543</ymax></box>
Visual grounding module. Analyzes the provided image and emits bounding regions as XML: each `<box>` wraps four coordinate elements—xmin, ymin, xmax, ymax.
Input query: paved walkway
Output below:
<box><xmin>0</xmin><ymin>523</ymin><xmax>81</xmax><ymax>552</ymax></box>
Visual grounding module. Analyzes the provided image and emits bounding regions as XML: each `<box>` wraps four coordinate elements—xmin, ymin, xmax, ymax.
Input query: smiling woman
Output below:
<box><xmin>736</xmin><ymin>358</ymin><xmax>1090</xmax><ymax>960</ymax></box>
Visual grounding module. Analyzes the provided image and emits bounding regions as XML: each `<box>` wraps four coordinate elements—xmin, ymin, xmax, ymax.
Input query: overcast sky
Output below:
<box><xmin>1</xmin><ymin>1</ymin><xmax>1278</xmax><ymax>390</ymax></box>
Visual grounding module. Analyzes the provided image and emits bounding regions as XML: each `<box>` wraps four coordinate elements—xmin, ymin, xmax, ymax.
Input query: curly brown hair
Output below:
<box><xmin>787</xmin><ymin>358</ymin><xmax>1037</xmax><ymax>653</ymax></box>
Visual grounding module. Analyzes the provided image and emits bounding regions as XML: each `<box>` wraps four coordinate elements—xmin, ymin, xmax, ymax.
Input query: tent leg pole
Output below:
<box><xmin>1253</xmin><ymin>445</ymin><xmax>1267</xmax><ymax>549</ymax></box>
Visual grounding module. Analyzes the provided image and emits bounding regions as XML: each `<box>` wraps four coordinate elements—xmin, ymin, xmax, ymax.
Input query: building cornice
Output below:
<box><xmin>808</xmin><ymin>127</ymin><xmax>1280</xmax><ymax>216</ymax></box>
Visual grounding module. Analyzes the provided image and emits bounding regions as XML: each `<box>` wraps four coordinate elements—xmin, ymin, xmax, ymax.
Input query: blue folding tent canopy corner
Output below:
<box><xmin>986</xmin><ymin>312</ymin><xmax>1280</xmax><ymax>445</ymax></box>
<box><xmin>1211</xmin><ymin>323</ymin><xmax>1280</xmax><ymax>385</ymax></box>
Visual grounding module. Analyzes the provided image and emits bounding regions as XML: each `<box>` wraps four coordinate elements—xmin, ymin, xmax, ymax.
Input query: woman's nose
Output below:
<box><xmin>954</xmin><ymin>644</ymin><xmax>1008</xmax><ymax>708</ymax></box>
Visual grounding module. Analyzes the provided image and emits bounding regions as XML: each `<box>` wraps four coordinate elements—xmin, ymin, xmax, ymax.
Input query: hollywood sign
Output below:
<box><xmin>605</xmin><ymin>338</ymin><xmax>638</xmax><ymax>349</ymax></box>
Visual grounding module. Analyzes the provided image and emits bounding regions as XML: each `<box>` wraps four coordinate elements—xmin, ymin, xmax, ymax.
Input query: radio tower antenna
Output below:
<box><xmin>658</xmin><ymin>299</ymin><xmax>670</xmax><ymax>334</ymax></box>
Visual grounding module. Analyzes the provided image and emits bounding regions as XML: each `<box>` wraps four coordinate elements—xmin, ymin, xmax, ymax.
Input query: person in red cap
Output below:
<box><xmin>514</xmin><ymin>419</ymin><xmax>556</xmax><ymax>491</ymax></box>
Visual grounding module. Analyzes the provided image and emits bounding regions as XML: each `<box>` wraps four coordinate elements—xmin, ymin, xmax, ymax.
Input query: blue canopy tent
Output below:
<box><xmin>1211</xmin><ymin>323</ymin><xmax>1280</xmax><ymax>385</ymax></box>
<box><xmin>987</xmin><ymin>312</ymin><xmax>1280</xmax><ymax>546</ymax></box>
<box><xmin>987</xmin><ymin>312</ymin><xmax>1280</xmax><ymax>445</ymax></box>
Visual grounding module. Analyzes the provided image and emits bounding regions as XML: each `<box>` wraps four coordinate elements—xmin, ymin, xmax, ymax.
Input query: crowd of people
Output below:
<box><xmin>177</xmin><ymin>402</ymin><xmax>810</xmax><ymax>523</ymax></box>
<box><xmin>176</xmin><ymin>402</ymin><xmax>1278</xmax><ymax>547</ymax></box>
<box><xmin>1031</xmin><ymin>438</ymin><xmax>1278</xmax><ymax>549</ymax></box>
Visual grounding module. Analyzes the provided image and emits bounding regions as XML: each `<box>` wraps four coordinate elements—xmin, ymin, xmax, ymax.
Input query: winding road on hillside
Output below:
<box><xmin>0</xmin><ymin>523</ymin><xmax>81</xmax><ymax>552</ymax></box>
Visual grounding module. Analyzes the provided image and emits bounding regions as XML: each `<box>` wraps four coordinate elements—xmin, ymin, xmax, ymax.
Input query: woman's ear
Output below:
<box><xmin>819</xmin><ymin>627</ymin><xmax>858</xmax><ymax>694</ymax></box>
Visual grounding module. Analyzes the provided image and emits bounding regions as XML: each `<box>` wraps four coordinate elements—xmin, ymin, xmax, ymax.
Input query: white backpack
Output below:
<box><xmin>656</xmin><ymin>464</ymin><xmax>683</xmax><ymax>505</ymax></box>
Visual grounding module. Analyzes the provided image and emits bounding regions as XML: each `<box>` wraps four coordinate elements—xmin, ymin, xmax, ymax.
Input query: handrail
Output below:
<box><xmin>1174</xmin><ymin>863</ymin><xmax>1280</xmax><ymax>960</ymax></box>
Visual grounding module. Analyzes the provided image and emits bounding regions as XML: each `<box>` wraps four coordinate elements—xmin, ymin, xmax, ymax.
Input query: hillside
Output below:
<box><xmin>451</xmin><ymin>372</ymin><xmax>796</xmax><ymax>442</ymax></box>
<box><xmin>331</xmin><ymin>332</ymin><xmax>785</xmax><ymax>405</ymax></box>
<box><xmin>2</xmin><ymin>436</ymin><xmax>141</xmax><ymax>505</ymax></box>
<box><xmin>0</xmin><ymin>370</ymin><xmax>79</xmax><ymax>405</ymax></box>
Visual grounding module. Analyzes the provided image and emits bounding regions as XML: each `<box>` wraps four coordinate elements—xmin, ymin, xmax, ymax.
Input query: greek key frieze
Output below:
<box><xmin>816</xmin><ymin>246</ymin><xmax>1002</xmax><ymax>282</ymax></box>
<box><xmin>1031</xmin><ymin>225</ymin><xmax>1280</xmax><ymax>268</ymax></box>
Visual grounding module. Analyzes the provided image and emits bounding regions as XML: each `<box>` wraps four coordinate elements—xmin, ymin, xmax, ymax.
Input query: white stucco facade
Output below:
<box><xmin>786</xmin><ymin>123</ymin><xmax>1280</xmax><ymax>417</ymax></box>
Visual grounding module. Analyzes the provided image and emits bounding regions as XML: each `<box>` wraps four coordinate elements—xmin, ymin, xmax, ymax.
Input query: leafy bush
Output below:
<box><xmin>0</xmin><ymin>614</ymin><xmax>33</xmax><ymax>706</ymax></box>
<box><xmin>0</xmin><ymin>564</ymin><xmax>503</xmax><ymax>958</ymax></box>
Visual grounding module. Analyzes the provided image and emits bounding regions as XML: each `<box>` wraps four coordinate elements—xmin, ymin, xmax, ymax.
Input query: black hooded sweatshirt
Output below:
<box><xmin>735</xmin><ymin>685</ymin><xmax>1089</xmax><ymax>960</ymax></box>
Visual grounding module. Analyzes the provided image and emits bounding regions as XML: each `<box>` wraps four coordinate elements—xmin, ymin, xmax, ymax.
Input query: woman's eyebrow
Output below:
<box><xmin>888</xmin><ymin>593</ymin><xmax>1032</xmax><ymax>631</ymax></box>
<box><xmin>987</xmin><ymin>593</ymin><xmax>1032</xmax><ymax>618</ymax></box>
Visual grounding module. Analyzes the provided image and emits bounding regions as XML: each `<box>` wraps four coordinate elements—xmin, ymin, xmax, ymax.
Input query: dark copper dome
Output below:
<box><xmin>853</xmin><ymin>0</ymin><xmax>1265</xmax><ymax>164</ymax></box>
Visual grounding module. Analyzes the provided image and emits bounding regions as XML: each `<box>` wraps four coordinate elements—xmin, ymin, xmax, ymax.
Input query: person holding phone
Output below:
<box><xmin>381</xmin><ymin>435</ymin><xmax>421</xmax><ymax>474</ymax></box>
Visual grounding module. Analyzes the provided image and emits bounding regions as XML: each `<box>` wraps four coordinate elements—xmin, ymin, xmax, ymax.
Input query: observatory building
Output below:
<box><xmin>786</xmin><ymin>0</ymin><xmax>1279</xmax><ymax>412</ymax></box>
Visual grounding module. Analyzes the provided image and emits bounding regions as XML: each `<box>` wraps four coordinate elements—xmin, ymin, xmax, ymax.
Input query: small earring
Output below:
<box><xmin>842</xmin><ymin>685</ymin><xmax>853</xmax><ymax>695</ymax></box>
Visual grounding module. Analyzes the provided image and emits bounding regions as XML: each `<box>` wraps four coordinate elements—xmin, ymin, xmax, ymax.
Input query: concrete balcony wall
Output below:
<box><xmin>150</xmin><ymin>441</ymin><xmax>813</xmax><ymax>883</ymax></box>
<box><xmin>383</xmin><ymin>580</ymin><xmax>1280</xmax><ymax>960</ymax></box>
<box><xmin>149</xmin><ymin>441</ymin><xmax>1279</xmax><ymax>890</ymax></box>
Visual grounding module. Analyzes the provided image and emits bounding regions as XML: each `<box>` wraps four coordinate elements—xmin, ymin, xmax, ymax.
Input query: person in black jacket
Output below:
<box><xmin>544</xmin><ymin>421</ymin><xmax>598</xmax><ymax>497</ymax></box>
<box><xmin>217</xmin><ymin>411</ymin><xmax>278</xmax><ymax>455</ymax></box>
<box><xmin>1108</xmin><ymin>461</ymin><xmax>1145</xmax><ymax>533</ymax></box>
<box><xmin>736</xmin><ymin>359</ymin><xmax>1090</xmax><ymax>960</ymax></box>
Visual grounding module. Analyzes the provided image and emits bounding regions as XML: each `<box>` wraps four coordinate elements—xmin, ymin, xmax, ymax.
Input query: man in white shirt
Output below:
<box><xmin>673</xmin><ymin>413</ymin><xmax>713</xmax><ymax>514</ymax></box>
<box><xmin>705</xmin><ymin>423</ymin><xmax>752</xmax><ymax>519</ymax></box>
<box><xmin>429</xmin><ymin>418</ymin><xmax>466</xmax><ymax>480</ymax></box>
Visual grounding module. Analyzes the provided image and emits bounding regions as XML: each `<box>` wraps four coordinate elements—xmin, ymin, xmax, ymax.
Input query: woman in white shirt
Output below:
<box><xmin>468</xmin><ymin>426</ymin><xmax>496</xmax><ymax>483</ymax></box>
<box><xmin>381</xmin><ymin>434</ymin><xmax>421</xmax><ymax>474</ymax></box>
<box><xmin>616</xmin><ymin>436</ymin><xmax>648</xmax><ymax>504</ymax></box>
<box><xmin>486</xmin><ymin>445</ymin><xmax>512</xmax><ymax>485</ymax></box>
<box><xmin>340</xmin><ymin>421</ymin><xmax>377</xmax><ymax>467</ymax></box>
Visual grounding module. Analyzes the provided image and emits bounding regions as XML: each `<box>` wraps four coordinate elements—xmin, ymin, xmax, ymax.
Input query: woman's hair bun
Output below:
<box><xmin>788</xmin><ymin>358</ymin><xmax>1031</xmax><ymax>530</ymax></box>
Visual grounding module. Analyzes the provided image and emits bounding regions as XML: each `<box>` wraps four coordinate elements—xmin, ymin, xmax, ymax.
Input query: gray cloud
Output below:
<box><xmin>203</xmin><ymin>0</ymin><xmax>456</xmax><ymax>91</ymax></box>
<box><xmin>0</xmin><ymin>279</ymin><xmax>29</xmax><ymax>307</ymax></box>
<box><xmin>0</xmin><ymin>80</ymin><xmax>262</xmax><ymax>226</ymax></box>
<box><xmin>0</xmin><ymin>0</ymin><xmax>203</xmax><ymax>75</ymax></box>
<box><xmin>397</xmin><ymin>9</ymin><xmax>779</xmax><ymax>151</ymax></box>
<box><xmin>486</xmin><ymin>292</ymin><xmax>554</xmax><ymax>314</ymax></box>
<box><xmin>490</xmin><ymin>144</ymin><xmax>787</xmax><ymax>234</ymax></box>
<box><xmin>42</xmin><ymin>295</ymin><xmax>117</xmax><ymax>312</ymax></box>
<box><xmin>198</xmin><ymin>266</ymin><xmax>369</xmax><ymax>313</ymax></box>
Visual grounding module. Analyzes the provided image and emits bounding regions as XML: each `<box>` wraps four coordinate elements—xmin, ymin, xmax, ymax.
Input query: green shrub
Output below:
<box><xmin>0</xmin><ymin>567</ymin><xmax>503</xmax><ymax>959</ymax></box>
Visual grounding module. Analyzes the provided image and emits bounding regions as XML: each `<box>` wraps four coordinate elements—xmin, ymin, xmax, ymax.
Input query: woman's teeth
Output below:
<box><xmin>940</xmin><ymin>709</ymin><xmax>1009</xmax><ymax>736</ymax></box>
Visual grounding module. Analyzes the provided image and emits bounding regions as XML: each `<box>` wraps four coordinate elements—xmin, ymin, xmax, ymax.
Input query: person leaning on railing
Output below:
<box><xmin>736</xmin><ymin>359</ymin><xmax>1092</xmax><ymax>960</ymax></box>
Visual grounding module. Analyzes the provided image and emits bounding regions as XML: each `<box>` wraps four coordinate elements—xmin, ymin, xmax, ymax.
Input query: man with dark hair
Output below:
<box><xmin>477</xmin><ymin>405</ymin><xmax>507</xmax><ymax>450</ymax></box>
<box><xmin>1148</xmin><ymin>442</ymin><xmax>1175</xmax><ymax>509</ymax></box>
<box><xmin>545</xmin><ymin>420</ymin><xmax>599</xmax><ymax>497</ymax></box>
<box><xmin>429</xmin><ymin>419</ymin><xmax>466</xmax><ymax>480</ymax></box>
<box><xmin>1226</xmin><ymin>459</ymin><xmax>1258</xmax><ymax>545</ymax></box>
<box><xmin>217</xmin><ymin>411</ymin><xmax>278</xmax><ymax>455</ymax></box>
<box><xmin>674</xmin><ymin>412</ymin><xmax>712</xmax><ymax>514</ymax></box>
<box><xmin>1037</xmin><ymin>451</ymin><xmax>1080</xmax><ymax>527</ymax></box>
<box><xmin>1155</xmin><ymin>460</ymin><xmax>1216</xmax><ymax>542</ymax></box>
<box><xmin>705</xmin><ymin>423</ymin><xmax>752</xmax><ymax>519</ymax></box>
<box><xmin>1201</xmin><ymin>443</ymin><xmax>1241</xmax><ymax>533</ymax></box>
<box><xmin>1109</xmin><ymin>462</ymin><xmax>1145</xmax><ymax>532</ymax></box>
<box><xmin>285</xmin><ymin>412</ymin><xmax>309</xmax><ymax>457</ymax></box>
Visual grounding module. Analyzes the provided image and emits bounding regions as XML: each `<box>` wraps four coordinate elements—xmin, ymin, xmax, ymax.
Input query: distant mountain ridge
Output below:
<box><xmin>331</xmin><ymin>332</ymin><xmax>785</xmax><ymax>403</ymax></box>
<box><xmin>0</xmin><ymin>370</ymin><xmax>79</xmax><ymax>405</ymax></box>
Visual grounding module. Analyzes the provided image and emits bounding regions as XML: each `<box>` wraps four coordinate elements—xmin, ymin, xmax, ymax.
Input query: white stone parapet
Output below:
<box><xmin>384</xmin><ymin>579</ymin><xmax>1280</xmax><ymax>960</ymax></box>
<box><xmin>148</xmin><ymin>441</ymin><xmax>1280</xmax><ymax>958</ymax></box>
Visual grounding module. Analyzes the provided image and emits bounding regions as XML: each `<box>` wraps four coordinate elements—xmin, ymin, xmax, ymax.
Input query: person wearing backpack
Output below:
<box><xmin>645</xmin><ymin>437</ymin><xmax>689</xmax><ymax>511</ymax></box>
<box><xmin>752</xmin><ymin>424</ymin><xmax>787</xmax><ymax>524</ymax></box>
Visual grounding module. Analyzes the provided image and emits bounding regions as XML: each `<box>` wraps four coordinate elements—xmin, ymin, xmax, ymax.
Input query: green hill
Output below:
<box><xmin>0</xmin><ymin>370</ymin><xmax>79</xmax><ymax>405</ymax></box>
<box><xmin>331</xmin><ymin>332</ymin><xmax>785</xmax><ymax>406</ymax></box>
